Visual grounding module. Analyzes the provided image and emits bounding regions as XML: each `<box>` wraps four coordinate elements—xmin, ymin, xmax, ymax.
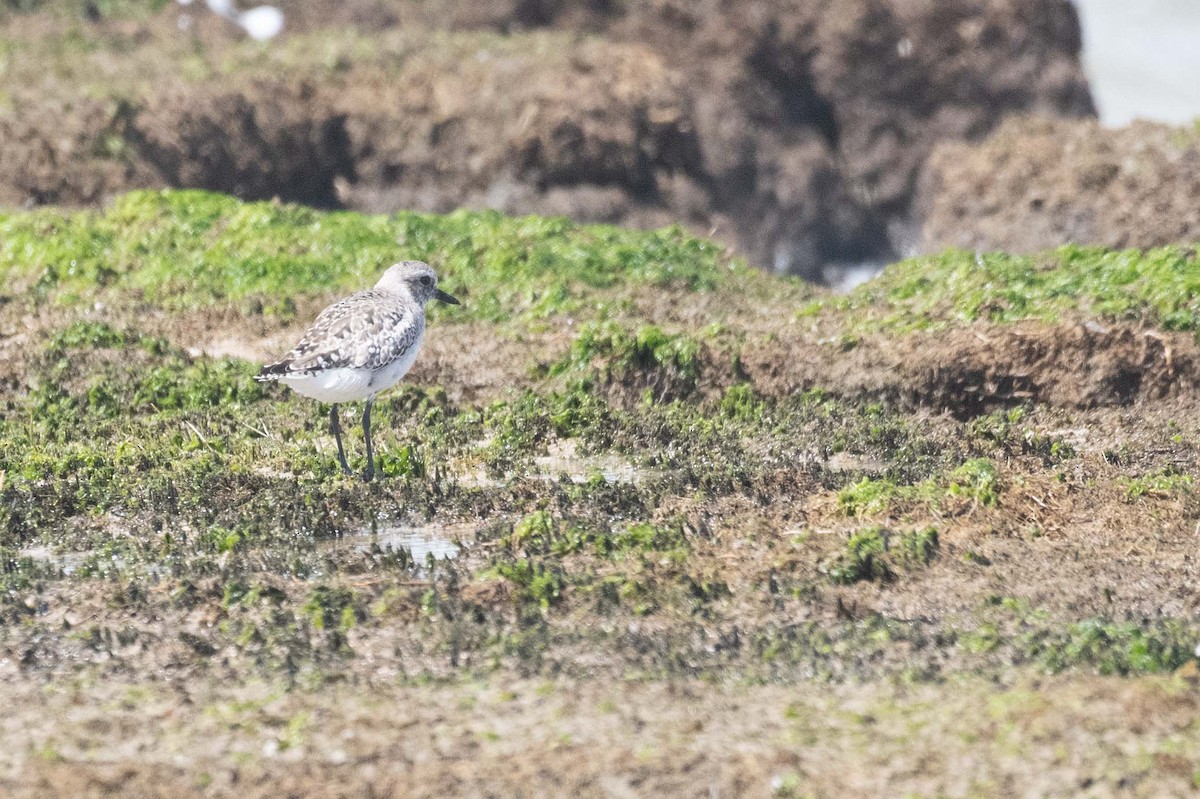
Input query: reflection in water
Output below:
<box><xmin>532</xmin><ymin>454</ymin><xmax>654</xmax><ymax>486</ymax></box>
<box><xmin>451</xmin><ymin>443</ymin><xmax>665</xmax><ymax>490</ymax></box>
<box><xmin>321</xmin><ymin>525</ymin><xmax>464</xmax><ymax>566</ymax></box>
<box><xmin>16</xmin><ymin>546</ymin><xmax>95</xmax><ymax>576</ymax></box>
<box><xmin>20</xmin><ymin>525</ymin><xmax>465</xmax><ymax>578</ymax></box>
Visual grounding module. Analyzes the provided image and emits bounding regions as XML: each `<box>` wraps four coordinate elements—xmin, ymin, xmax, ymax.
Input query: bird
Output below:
<box><xmin>255</xmin><ymin>261</ymin><xmax>460</xmax><ymax>482</ymax></box>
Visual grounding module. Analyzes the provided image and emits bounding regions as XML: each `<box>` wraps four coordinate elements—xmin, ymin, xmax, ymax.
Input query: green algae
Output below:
<box><xmin>820</xmin><ymin>526</ymin><xmax>939</xmax><ymax>585</ymax></box>
<box><xmin>1030</xmin><ymin>619</ymin><xmax>1195</xmax><ymax>676</ymax></box>
<box><xmin>0</xmin><ymin>189</ymin><xmax>742</xmax><ymax>319</ymax></box>
<box><xmin>835</xmin><ymin>457</ymin><xmax>1002</xmax><ymax>519</ymax></box>
<box><xmin>835</xmin><ymin>245</ymin><xmax>1200</xmax><ymax>333</ymax></box>
<box><xmin>946</xmin><ymin>458</ymin><xmax>1002</xmax><ymax>507</ymax></box>
<box><xmin>1124</xmin><ymin>467</ymin><xmax>1194</xmax><ymax>501</ymax></box>
<box><xmin>551</xmin><ymin>321</ymin><xmax>702</xmax><ymax>390</ymax></box>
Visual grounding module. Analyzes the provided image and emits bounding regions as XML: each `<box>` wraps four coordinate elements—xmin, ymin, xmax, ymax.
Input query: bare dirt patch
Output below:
<box><xmin>741</xmin><ymin>321</ymin><xmax>1200</xmax><ymax>415</ymax></box>
<box><xmin>5</xmin><ymin>675</ymin><xmax>1200</xmax><ymax>798</ymax></box>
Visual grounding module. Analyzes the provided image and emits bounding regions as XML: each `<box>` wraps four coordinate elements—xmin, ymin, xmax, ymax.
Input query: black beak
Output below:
<box><xmin>434</xmin><ymin>288</ymin><xmax>460</xmax><ymax>305</ymax></box>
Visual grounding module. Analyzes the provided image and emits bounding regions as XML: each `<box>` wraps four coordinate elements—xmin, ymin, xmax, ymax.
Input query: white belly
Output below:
<box><xmin>367</xmin><ymin>339</ymin><xmax>423</xmax><ymax>394</ymax></box>
<box><xmin>279</xmin><ymin>340</ymin><xmax>424</xmax><ymax>404</ymax></box>
<box><xmin>281</xmin><ymin>368</ymin><xmax>375</xmax><ymax>403</ymax></box>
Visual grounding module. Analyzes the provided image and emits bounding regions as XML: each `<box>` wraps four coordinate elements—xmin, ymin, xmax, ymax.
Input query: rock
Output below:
<box><xmin>332</xmin><ymin>39</ymin><xmax>700</xmax><ymax>228</ymax></box>
<box><xmin>130</xmin><ymin>79</ymin><xmax>353</xmax><ymax>209</ymax></box>
<box><xmin>918</xmin><ymin>116</ymin><xmax>1200</xmax><ymax>253</ymax></box>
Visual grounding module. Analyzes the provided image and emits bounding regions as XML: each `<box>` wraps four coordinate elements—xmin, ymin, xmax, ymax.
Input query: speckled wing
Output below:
<box><xmin>257</xmin><ymin>290</ymin><xmax>423</xmax><ymax>377</ymax></box>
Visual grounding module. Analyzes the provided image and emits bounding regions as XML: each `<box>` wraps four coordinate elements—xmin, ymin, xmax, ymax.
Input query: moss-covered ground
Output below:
<box><xmin>2</xmin><ymin>191</ymin><xmax>1200</xmax><ymax>796</ymax></box>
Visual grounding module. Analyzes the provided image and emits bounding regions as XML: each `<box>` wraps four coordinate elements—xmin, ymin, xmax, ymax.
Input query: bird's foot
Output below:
<box><xmin>362</xmin><ymin>466</ymin><xmax>375</xmax><ymax>483</ymax></box>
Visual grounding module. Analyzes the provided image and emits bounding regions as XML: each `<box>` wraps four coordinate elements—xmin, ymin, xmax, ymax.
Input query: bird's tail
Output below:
<box><xmin>254</xmin><ymin>361</ymin><xmax>291</xmax><ymax>382</ymax></box>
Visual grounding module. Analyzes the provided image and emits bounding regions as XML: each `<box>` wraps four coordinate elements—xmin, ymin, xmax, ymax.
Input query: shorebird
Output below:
<box><xmin>255</xmin><ymin>261</ymin><xmax>460</xmax><ymax>481</ymax></box>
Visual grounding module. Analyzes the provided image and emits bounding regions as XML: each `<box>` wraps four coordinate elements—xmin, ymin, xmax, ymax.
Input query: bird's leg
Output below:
<box><xmin>330</xmin><ymin>403</ymin><xmax>351</xmax><ymax>476</ymax></box>
<box><xmin>361</xmin><ymin>397</ymin><xmax>376</xmax><ymax>483</ymax></box>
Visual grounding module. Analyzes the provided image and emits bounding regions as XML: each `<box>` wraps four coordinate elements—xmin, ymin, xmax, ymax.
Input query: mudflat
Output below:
<box><xmin>1</xmin><ymin>192</ymin><xmax>1198</xmax><ymax>797</ymax></box>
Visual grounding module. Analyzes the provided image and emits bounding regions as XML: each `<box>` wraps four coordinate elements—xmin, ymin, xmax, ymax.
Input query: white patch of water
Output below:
<box><xmin>17</xmin><ymin>546</ymin><xmax>104</xmax><ymax>576</ymax></box>
<box><xmin>322</xmin><ymin>525</ymin><xmax>465</xmax><ymax>566</ymax></box>
<box><xmin>1075</xmin><ymin>0</ymin><xmax>1200</xmax><ymax>126</ymax></box>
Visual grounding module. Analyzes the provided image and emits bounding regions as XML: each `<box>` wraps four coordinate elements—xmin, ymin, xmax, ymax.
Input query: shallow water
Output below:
<box><xmin>19</xmin><ymin>526</ymin><xmax>465</xmax><ymax>578</ymax></box>
<box><xmin>319</xmin><ymin>524</ymin><xmax>464</xmax><ymax>565</ymax></box>
<box><xmin>17</xmin><ymin>545</ymin><xmax>98</xmax><ymax>576</ymax></box>
<box><xmin>531</xmin><ymin>452</ymin><xmax>660</xmax><ymax>486</ymax></box>
<box><xmin>452</xmin><ymin>440</ymin><xmax>667</xmax><ymax>489</ymax></box>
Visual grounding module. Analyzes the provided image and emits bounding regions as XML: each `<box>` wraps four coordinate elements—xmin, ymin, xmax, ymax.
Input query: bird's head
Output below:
<box><xmin>376</xmin><ymin>261</ymin><xmax>460</xmax><ymax>307</ymax></box>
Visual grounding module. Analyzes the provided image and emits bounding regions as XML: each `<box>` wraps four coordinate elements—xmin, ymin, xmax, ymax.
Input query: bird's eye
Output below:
<box><xmin>420</xmin><ymin>275</ymin><xmax>434</xmax><ymax>286</ymax></box>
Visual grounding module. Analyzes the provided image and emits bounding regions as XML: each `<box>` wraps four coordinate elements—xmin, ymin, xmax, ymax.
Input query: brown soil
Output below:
<box><xmin>919</xmin><ymin>117</ymin><xmax>1200</xmax><ymax>253</ymax></box>
<box><xmin>742</xmin><ymin>320</ymin><xmax>1200</xmax><ymax>415</ymax></box>
<box><xmin>5</xmin><ymin>676</ymin><xmax>1200</xmax><ymax>798</ymax></box>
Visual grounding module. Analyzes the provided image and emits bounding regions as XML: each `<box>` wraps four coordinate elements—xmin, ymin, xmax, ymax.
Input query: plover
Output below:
<box><xmin>256</xmin><ymin>261</ymin><xmax>460</xmax><ymax>481</ymax></box>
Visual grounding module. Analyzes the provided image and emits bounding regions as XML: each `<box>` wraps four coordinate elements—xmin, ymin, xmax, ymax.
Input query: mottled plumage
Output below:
<box><xmin>256</xmin><ymin>261</ymin><xmax>459</xmax><ymax>481</ymax></box>
<box><xmin>260</xmin><ymin>290</ymin><xmax>421</xmax><ymax>376</ymax></box>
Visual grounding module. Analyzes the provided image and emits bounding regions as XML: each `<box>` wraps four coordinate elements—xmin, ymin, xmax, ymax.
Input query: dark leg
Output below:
<box><xmin>362</xmin><ymin>397</ymin><xmax>376</xmax><ymax>483</ymax></box>
<box><xmin>330</xmin><ymin>403</ymin><xmax>351</xmax><ymax>476</ymax></box>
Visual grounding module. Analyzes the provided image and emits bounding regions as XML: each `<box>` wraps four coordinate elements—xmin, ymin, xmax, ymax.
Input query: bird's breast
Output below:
<box><xmin>368</xmin><ymin>334</ymin><xmax>425</xmax><ymax>391</ymax></box>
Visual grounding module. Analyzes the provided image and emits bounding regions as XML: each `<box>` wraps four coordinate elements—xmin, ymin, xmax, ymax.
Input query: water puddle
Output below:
<box><xmin>823</xmin><ymin>452</ymin><xmax>889</xmax><ymax>475</ymax></box>
<box><xmin>532</xmin><ymin>451</ymin><xmax>658</xmax><ymax>485</ymax></box>
<box><xmin>18</xmin><ymin>523</ymin><xmax>468</xmax><ymax>578</ymax></box>
<box><xmin>16</xmin><ymin>545</ymin><xmax>97</xmax><ymax>576</ymax></box>
<box><xmin>454</xmin><ymin>439</ymin><xmax>666</xmax><ymax>489</ymax></box>
<box><xmin>19</xmin><ymin>525</ymin><xmax>466</xmax><ymax>579</ymax></box>
<box><xmin>319</xmin><ymin>524</ymin><xmax>468</xmax><ymax>569</ymax></box>
<box><xmin>535</xmin><ymin>438</ymin><xmax>660</xmax><ymax>485</ymax></box>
